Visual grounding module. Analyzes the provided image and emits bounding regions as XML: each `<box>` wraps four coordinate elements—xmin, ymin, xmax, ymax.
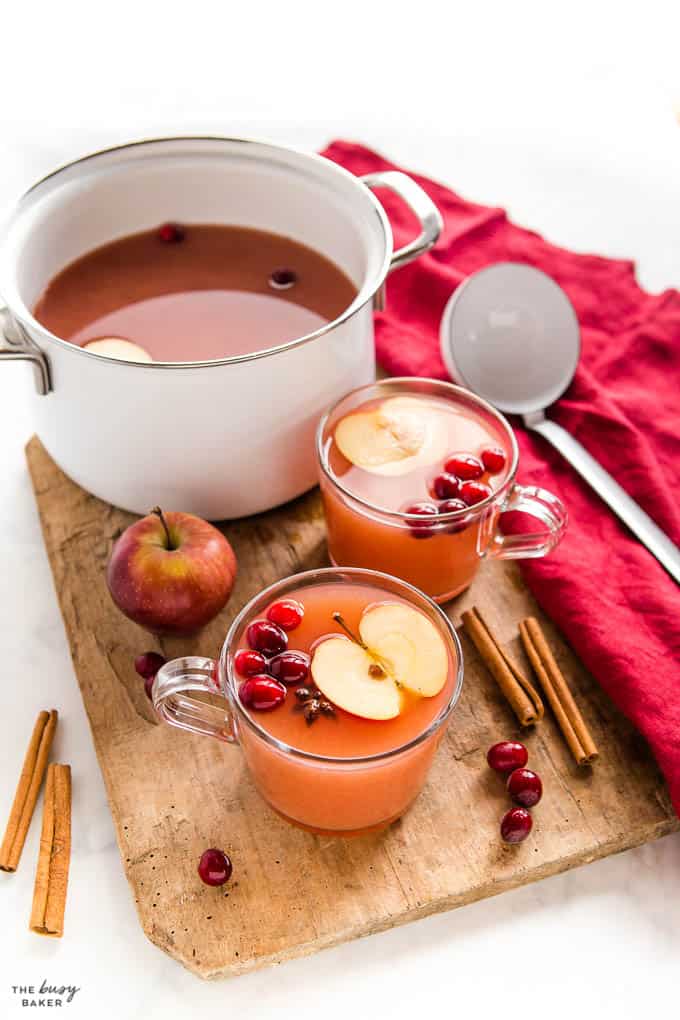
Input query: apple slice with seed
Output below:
<box><xmin>334</xmin><ymin>396</ymin><xmax>449</xmax><ymax>476</ymax></box>
<box><xmin>359</xmin><ymin>603</ymin><xmax>448</xmax><ymax>697</ymax></box>
<box><xmin>311</xmin><ymin>637</ymin><xmax>402</xmax><ymax>720</ymax></box>
<box><xmin>311</xmin><ymin>603</ymin><xmax>448</xmax><ymax>721</ymax></box>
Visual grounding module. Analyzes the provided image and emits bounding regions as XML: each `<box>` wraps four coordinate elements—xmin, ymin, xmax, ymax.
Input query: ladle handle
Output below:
<box><xmin>527</xmin><ymin>416</ymin><xmax>680</xmax><ymax>584</ymax></box>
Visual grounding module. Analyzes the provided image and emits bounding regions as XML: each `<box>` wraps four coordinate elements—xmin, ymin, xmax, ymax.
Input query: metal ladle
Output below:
<box><xmin>440</xmin><ymin>262</ymin><xmax>680</xmax><ymax>583</ymax></box>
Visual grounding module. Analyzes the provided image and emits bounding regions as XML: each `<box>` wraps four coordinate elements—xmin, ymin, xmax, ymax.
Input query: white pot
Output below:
<box><xmin>0</xmin><ymin>137</ymin><xmax>441</xmax><ymax>519</ymax></box>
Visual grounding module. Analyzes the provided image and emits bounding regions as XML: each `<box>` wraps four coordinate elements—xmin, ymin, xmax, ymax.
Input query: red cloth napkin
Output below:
<box><xmin>322</xmin><ymin>140</ymin><xmax>680</xmax><ymax>814</ymax></box>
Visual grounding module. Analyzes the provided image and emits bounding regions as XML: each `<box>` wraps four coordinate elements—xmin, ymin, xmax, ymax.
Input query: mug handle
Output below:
<box><xmin>487</xmin><ymin>484</ymin><xmax>568</xmax><ymax>560</ymax></box>
<box><xmin>0</xmin><ymin>306</ymin><xmax>52</xmax><ymax>395</ymax></box>
<box><xmin>360</xmin><ymin>171</ymin><xmax>443</xmax><ymax>303</ymax></box>
<box><xmin>152</xmin><ymin>656</ymin><xmax>237</xmax><ymax>743</ymax></box>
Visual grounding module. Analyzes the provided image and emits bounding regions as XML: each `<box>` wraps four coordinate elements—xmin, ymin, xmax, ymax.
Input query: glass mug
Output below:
<box><xmin>316</xmin><ymin>378</ymin><xmax>568</xmax><ymax>602</ymax></box>
<box><xmin>152</xmin><ymin>568</ymin><xmax>464</xmax><ymax>837</ymax></box>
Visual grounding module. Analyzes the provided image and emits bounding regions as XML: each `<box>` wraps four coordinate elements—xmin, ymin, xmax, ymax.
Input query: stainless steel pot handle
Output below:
<box><xmin>361</xmin><ymin>170</ymin><xmax>443</xmax><ymax>274</ymax></box>
<box><xmin>0</xmin><ymin>307</ymin><xmax>51</xmax><ymax>394</ymax></box>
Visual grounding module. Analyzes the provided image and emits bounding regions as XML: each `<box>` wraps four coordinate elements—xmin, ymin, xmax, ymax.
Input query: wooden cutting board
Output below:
<box><xmin>26</xmin><ymin>436</ymin><xmax>678</xmax><ymax>979</ymax></box>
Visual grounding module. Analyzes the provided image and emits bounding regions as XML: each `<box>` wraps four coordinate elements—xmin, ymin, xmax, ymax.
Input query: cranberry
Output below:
<box><xmin>157</xmin><ymin>222</ymin><xmax>185</xmax><ymax>243</ymax></box>
<box><xmin>487</xmin><ymin>741</ymin><xmax>529</xmax><ymax>773</ymax></box>
<box><xmin>402</xmin><ymin>501</ymin><xmax>439</xmax><ymax>539</ymax></box>
<box><xmin>460</xmin><ymin>480</ymin><xmax>492</xmax><ymax>506</ymax></box>
<box><xmin>239</xmin><ymin>675</ymin><xmax>286</xmax><ymax>711</ymax></box>
<box><xmin>198</xmin><ymin>848</ymin><xmax>232</xmax><ymax>887</ymax></box>
<box><xmin>134</xmin><ymin>651</ymin><xmax>166</xmax><ymax>679</ymax></box>
<box><xmin>269</xmin><ymin>268</ymin><xmax>297</xmax><ymax>289</ymax></box>
<box><xmin>134</xmin><ymin>652</ymin><xmax>166</xmax><ymax>701</ymax></box>
<box><xmin>439</xmin><ymin>498</ymin><xmax>467</xmax><ymax>513</ymax></box>
<box><xmin>247</xmin><ymin>619</ymin><xmax>288</xmax><ymax>656</ymax></box>
<box><xmin>500</xmin><ymin>807</ymin><xmax>533</xmax><ymax>844</ymax></box>
<box><xmin>438</xmin><ymin>498</ymin><xmax>468</xmax><ymax>534</ymax></box>
<box><xmin>444</xmin><ymin>454</ymin><xmax>483</xmax><ymax>480</ymax></box>
<box><xmin>267</xmin><ymin>598</ymin><xmax>304</xmax><ymax>631</ymax></box>
<box><xmin>507</xmin><ymin>768</ymin><xmax>543</xmax><ymax>807</ymax></box>
<box><xmin>234</xmin><ymin>649</ymin><xmax>267</xmax><ymax>678</ymax></box>
<box><xmin>430</xmin><ymin>472</ymin><xmax>461</xmax><ymax>500</ymax></box>
<box><xmin>481</xmin><ymin>446</ymin><xmax>507</xmax><ymax>474</ymax></box>
<box><xmin>270</xmin><ymin>651</ymin><xmax>310</xmax><ymax>685</ymax></box>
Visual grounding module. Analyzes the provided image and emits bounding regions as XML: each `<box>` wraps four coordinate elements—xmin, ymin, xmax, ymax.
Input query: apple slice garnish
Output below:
<box><xmin>310</xmin><ymin>602</ymin><xmax>448</xmax><ymax>721</ymax></box>
<box><xmin>311</xmin><ymin>637</ymin><xmax>402</xmax><ymax>720</ymax></box>
<box><xmin>359</xmin><ymin>603</ymin><xmax>448</xmax><ymax>697</ymax></box>
<box><xmin>84</xmin><ymin>337</ymin><xmax>153</xmax><ymax>362</ymax></box>
<box><xmin>334</xmin><ymin>396</ymin><xmax>449</xmax><ymax>476</ymax></box>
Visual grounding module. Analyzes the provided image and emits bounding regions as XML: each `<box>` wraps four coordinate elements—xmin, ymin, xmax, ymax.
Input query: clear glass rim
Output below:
<box><xmin>219</xmin><ymin>566</ymin><xmax>464</xmax><ymax>765</ymax></box>
<box><xmin>315</xmin><ymin>377</ymin><xmax>520</xmax><ymax>521</ymax></box>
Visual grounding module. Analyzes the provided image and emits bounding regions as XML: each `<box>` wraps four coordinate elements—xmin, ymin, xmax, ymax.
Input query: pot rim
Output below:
<box><xmin>0</xmin><ymin>135</ymin><xmax>392</xmax><ymax>370</ymax></box>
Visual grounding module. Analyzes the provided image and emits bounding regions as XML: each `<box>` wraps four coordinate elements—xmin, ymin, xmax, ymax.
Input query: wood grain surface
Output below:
<box><xmin>26</xmin><ymin>436</ymin><xmax>678</xmax><ymax>979</ymax></box>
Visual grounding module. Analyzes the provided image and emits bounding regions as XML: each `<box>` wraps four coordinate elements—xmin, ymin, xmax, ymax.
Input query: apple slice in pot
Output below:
<box><xmin>83</xmin><ymin>337</ymin><xmax>153</xmax><ymax>362</ymax></box>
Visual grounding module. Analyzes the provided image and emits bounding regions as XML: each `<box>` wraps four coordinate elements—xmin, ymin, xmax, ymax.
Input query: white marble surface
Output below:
<box><xmin>2</xmin><ymin>2</ymin><xmax>680</xmax><ymax>1017</ymax></box>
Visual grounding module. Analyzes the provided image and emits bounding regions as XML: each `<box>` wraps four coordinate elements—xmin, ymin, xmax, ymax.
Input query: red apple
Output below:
<box><xmin>107</xmin><ymin>508</ymin><xmax>237</xmax><ymax>635</ymax></box>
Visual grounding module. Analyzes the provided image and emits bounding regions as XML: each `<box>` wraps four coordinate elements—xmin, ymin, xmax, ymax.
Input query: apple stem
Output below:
<box><xmin>332</xmin><ymin>611</ymin><xmax>366</xmax><ymax>648</ymax></box>
<box><xmin>151</xmin><ymin>506</ymin><xmax>175</xmax><ymax>550</ymax></box>
<box><xmin>332</xmin><ymin>612</ymin><xmax>387</xmax><ymax>678</ymax></box>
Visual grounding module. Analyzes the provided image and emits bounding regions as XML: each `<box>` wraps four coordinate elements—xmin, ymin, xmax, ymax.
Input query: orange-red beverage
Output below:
<box><xmin>153</xmin><ymin>569</ymin><xmax>462</xmax><ymax>835</ymax></box>
<box><xmin>223</xmin><ymin>569</ymin><xmax>463</xmax><ymax>835</ymax></box>
<box><xmin>317</xmin><ymin>379</ymin><xmax>567</xmax><ymax>602</ymax></box>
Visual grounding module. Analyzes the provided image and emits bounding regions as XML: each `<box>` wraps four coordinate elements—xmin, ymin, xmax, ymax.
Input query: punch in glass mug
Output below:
<box><xmin>316</xmin><ymin>378</ymin><xmax>568</xmax><ymax>602</ymax></box>
<box><xmin>151</xmin><ymin>567</ymin><xmax>464</xmax><ymax>837</ymax></box>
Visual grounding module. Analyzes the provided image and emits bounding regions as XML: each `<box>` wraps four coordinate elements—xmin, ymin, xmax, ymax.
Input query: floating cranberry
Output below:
<box><xmin>438</xmin><ymin>498</ymin><xmax>468</xmax><ymax>534</ymax></box>
<box><xmin>402</xmin><ymin>501</ymin><xmax>439</xmax><ymax>539</ymax></box>
<box><xmin>134</xmin><ymin>652</ymin><xmax>166</xmax><ymax>701</ymax></box>
<box><xmin>500</xmin><ymin>806</ymin><xmax>533</xmax><ymax>844</ymax></box>
<box><xmin>247</xmin><ymin>619</ymin><xmax>288</xmax><ymax>656</ymax></box>
<box><xmin>198</xmin><ymin>848</ymin><xmax>233</xmax><ymax>887</ymax></box>
<box><xmin>487</xmin><ymin>740</ymin><xmax>529</xmax><ymax>773</ymax></box>
<box><xmin>270</xmin><ymin>651</ymin><xmax>310</xmax><ymax>685</ymax></box>
<box><xmin>234</xmin><ymin>649</ymin><xmax>267</xmax><ymax>678</ymax></box>
<box><xmin>269</xmin><ymin>268</ymin><xmax>297</xmax><ymax>289</ymax></box>
<box><xmin>460</xmin><ymin>480</ymin><xmax>492</xmax><ymax>506</ymax></box>
<box><xmin>430</xmin><ymin>472</ymin><xmax>461</xmax><ymax>500</ymax></box>
<box><xmin>157</xmin><ymin>222</ymin><xmax>185</xmax><ymax>243</ymax></box>
<box><xmin>267</xmin><ymin>598</ymin><xmax>304</xmax><ymax>631</ymax></box>
<box><xmin>444</xmin><ymin>453</ymin><xmax>483</xmax><ymax>480</ymax></box>
<box><xmin>507</xmin><ymin>768</ymin><xmax>543</xmax><ymax>807</ymax></box>
<box><xmin>439</xmin><ymin>498</ymin><xmax>467</xmax><ymax>513</ymax></box>
<box><xmin>481</xmin><ymin>446</ymin><xmax>507</xmax><ymax>474</ymax></box>
<box><xmin>239</xmin><ymin>675</ymin><xmax>286</xmax><ymax>711</ymax></box>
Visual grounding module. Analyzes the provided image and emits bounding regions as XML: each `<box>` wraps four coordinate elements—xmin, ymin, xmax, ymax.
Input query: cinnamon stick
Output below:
<box><xmin>519</xmin><ymin>617</ymin><xmax>598</xmax><ymax>766</ymax></box>
<box><xmin>462</xmin><ymin>608</ymin><xmax>544</xmax><ymax>726</ymax></box>
<box><xmin>29</xmin><ymin>763</ymin><xmax>71</xmax><ymax>938</ymax></box>
<box><xmin>0</xmin><ymin>710</ymin><xmax>58</xmax><ymax>872</ymax></box>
